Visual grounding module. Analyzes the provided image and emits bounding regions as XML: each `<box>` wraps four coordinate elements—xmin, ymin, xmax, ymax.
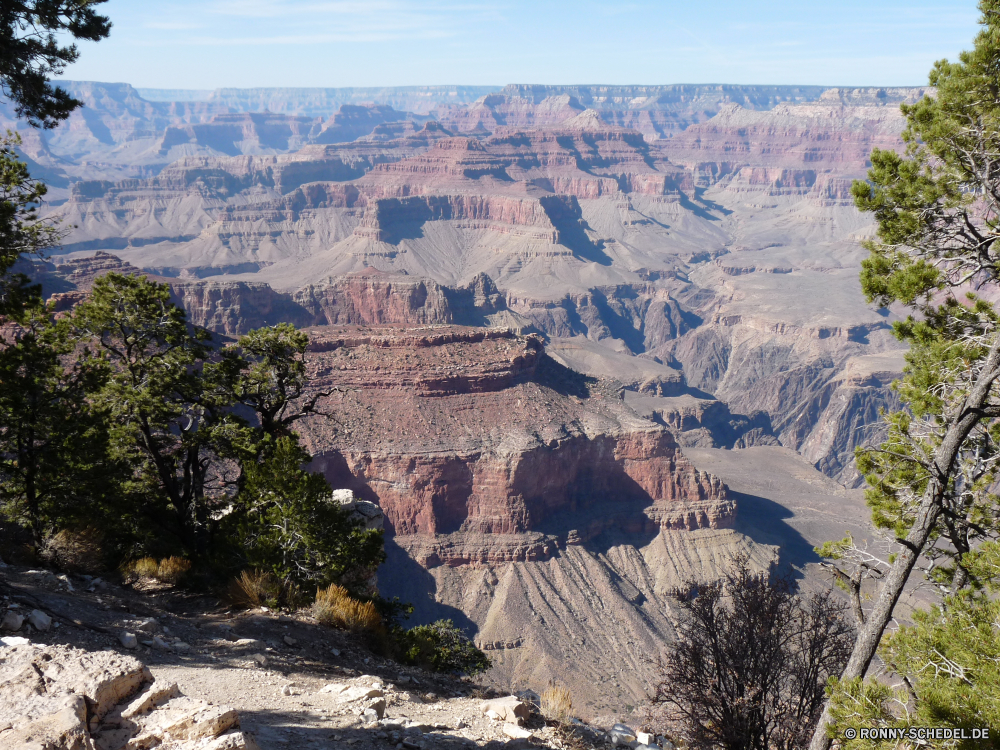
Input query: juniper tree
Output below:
<box><xmin>0</xmin><ymin>0</ymin><xmax>111</xmax><ymax>128</ymax></box>
<box><xmin>0</xmin><ymin>304</ymin><xmax>108</xmax><ymax>548</ymax></box>
<box><xmin>0</xmin><ymin>134</ymin><xmax>60</xmax><ymax>315</ymax></box>
<box><xmin>810</xmin><ymin>3</ymin><xmax>1000</xmax><ymax>747</ymax></box>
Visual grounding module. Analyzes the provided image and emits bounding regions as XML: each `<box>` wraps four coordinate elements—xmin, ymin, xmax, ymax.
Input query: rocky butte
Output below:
<box><xmin>293</xmin><ymin>324</ymin><xmax>744</xmax><ymax>713</ymax></box>
<box><xmin>10</xmin><ymin>82</ymin><xmax>917</xmax><ymax>710</ymax></box>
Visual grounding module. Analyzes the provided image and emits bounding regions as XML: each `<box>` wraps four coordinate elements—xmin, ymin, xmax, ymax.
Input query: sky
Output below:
<box><xmin>60</xmin><ymin>0</ymin><xmax>983</xmax><ymax>90</ymax></box>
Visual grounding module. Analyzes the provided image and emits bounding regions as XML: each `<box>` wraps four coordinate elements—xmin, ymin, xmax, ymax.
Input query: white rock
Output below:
<box><xmin>119</xmin><ymin>632</ymin><xmax>138</xmax><ymax>649</ymax></box>
<box><xmin>233</xmin><ymin>638</ymin><xmax>265</xmax><ymax>649</ymax></box>
<box><xmin>1</xmin><ymin>610</ymin><xmax>24</xmax><ymax>631</ymax></box>
<box><xmin>281</xmin><ymin>685</ymin><xmax>292</xmax><ymax>696</ymax></box>
<box><xmin>610</xmin><ymin>724</ymin><xmax>637</xmax><ymax>746</ymax></box>
<box><xmin>485</xmin><ymin>709</ymin><xmax>502</xmax><ymax>721</ymax></box>
<box><xmin>319</xmin><ymin>682</ymin><xmax>349</xmax><ymax>695</ymax></box>
<box><xmin>637</xmin><ymin>732</ymin><xmax>655</xmax><ymax>745</ymax></box>
<box><xmin>330</xmin><ymin>648</ymin><xmax>341</xmax><ymax>656</ymax></box>
<box><xmin>121</xmin><ymin>682</ymin><xmax>181</xmax><ymax>719</ymax></box>
<box><xmin>480</xmin><ymin>696</ymin><xmax>529</xmax><ymax>723</ymax></box>
<box><xmin>503</xmin><ymin>723</ymin><xmax>533</xmax><ymax>739</ymax></box>
<box><xmin>251</xmin><ymin>653</ymin><xmax>268</xmax><ymax>666</ymax></box>
<box><xmin>172</xmin><ymin>641</ymin><xmax>191</xmax><ymax>652</ymax></box>
<box><xmin>136</xmin><ymin>617</ymin><xmax>160</xmax><ymax>633</ymax></box>
<box><xmin>0</xmin><ymin>635</ymin><xmax>30</xmax><ymax>647</ymax></box>
<box><xmin>342</xmin><ymin>686</ymin><xmax>384</xmax><ymax>702</ymax></box>
<box><xmin>26</xmin><ymin>609</ymin><xmax>52</xmax><ymax>631</ymax></box>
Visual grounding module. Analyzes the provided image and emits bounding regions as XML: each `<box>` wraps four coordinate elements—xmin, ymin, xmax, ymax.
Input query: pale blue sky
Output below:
<box><xmin>61</xmin><ymin>0</ymin><xmax>982</xmax><ymax>89</ymax></box>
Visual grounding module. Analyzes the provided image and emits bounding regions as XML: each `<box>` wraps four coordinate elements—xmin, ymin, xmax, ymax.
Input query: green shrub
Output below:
<box><xmin>396</xmin><ymin>619</ymin><xmax>491</xmax><ymax>675</ymax></box>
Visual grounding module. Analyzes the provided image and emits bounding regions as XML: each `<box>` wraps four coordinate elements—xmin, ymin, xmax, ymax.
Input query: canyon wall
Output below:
<box><xmin>291</xmin><ymin>325</ymin><xmax>753</xmax><ymax>713</ymax></box>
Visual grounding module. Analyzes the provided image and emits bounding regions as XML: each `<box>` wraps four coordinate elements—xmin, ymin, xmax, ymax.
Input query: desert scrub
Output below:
<box><xmin>226</xmin><ymin>570</ymin><xmax>303</xmax><ymax>610</ymax></box>
<box><xmin>123</xmin><ymin>556</ymin><xmax>192</xmax><ymax>584</ymax></box>
<box><xmin>396</xmin><ymin>619</ymin><xmax>491</xmax><ymax>675</ymax></box>
<box><xmin>542</xmin><ymin>683</ymin><xmax>573</xmax><ymax>723</ymax></box>
<box><xmin>313</xmin><ymin>584</ymin><xmax>383</xmax><ymax>633</ymax></box>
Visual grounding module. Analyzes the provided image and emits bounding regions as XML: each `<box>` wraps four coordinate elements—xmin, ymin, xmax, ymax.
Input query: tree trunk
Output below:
<box><xmin>808</xmin><ymin>336</ymin><xmax>1000</xmax><ymax>750</ymax></box>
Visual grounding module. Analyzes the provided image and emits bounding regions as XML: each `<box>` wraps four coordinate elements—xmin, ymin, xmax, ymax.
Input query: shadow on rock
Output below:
<box><xmin>729</xmin><ymin>489</ymin><xmax>820</xmax><ymax>578</ymax></box>
<box><xmin>378</xmin><ymin>537</ymin><xmax>479</xmax><ymax>634</ymax></box>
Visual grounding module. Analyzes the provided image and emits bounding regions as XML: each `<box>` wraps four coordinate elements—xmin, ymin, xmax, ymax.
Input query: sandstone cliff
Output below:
<box><xmin>279</xmin><ymin>324</ymin><xmax>766</xmax><ymax>713</ymax></box>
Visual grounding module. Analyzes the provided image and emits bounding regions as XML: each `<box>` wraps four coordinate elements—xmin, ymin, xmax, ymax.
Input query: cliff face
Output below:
<box><xmin>297</xmin><ymin>326</ymin><xmax>733</xmax><ymax>554</ymax></box>
<box><xmin>288</xmin><ymin>324</ymin><xmax>751</xmax><ymax>714</ymax></box>
<box><xmin>38</xmin><ymin>86</ymin><xmax>919</xmax><ymax>488</ymax></box>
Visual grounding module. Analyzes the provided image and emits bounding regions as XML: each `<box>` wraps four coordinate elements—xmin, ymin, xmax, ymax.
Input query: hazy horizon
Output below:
<box><xmin>59</xmin><ymin>1</ymin><xmax>980</xmax><ymax>90</ymax></box>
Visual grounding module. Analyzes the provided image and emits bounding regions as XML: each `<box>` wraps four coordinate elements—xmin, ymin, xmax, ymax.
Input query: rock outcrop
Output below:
<box><xmin>297</xmin><ymin>325</ymin><xmax>732</xmax><ymax>553</ymax></box>
<box><xmin>0</xmin><ymin>643</ymin><xmax>256</xmax><ymax>749</ymax></box>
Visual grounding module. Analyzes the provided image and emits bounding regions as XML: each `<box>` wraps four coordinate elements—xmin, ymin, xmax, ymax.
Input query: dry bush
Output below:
<box><xmin>542</xmin><ymin>683</ymin><xmax>574</xmax><ymax>723</ymax></box>
<box><xmin>313</xmin><ymin>584</ymin><xmax>382</xmax><ymax>633</ymax></box>
<box><xmin>124</xmin><ymin>557</ymin><xmax>160</xmax><ymax>580</ymax></box>
<box><xmin>156</xmin><ymin>556</ymin><xmax>192</xmax><ymax>584</ymax></box>
<box><xmin>41</xmin><ymin>527</ymin><xmax>106</xmax><ymax>574</ymax></box>
<box><xmin>228</xmin><ymin>570</ymin><xmax>283</xmax><ymax>609</ymax></box>
<box><xmin>123</xmin><ymin>556</ymin><xmax>192</xmax><ymax>585</ymax></box>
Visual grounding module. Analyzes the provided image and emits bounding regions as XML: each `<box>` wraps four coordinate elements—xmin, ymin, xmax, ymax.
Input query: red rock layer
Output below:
<box><xmin>296</xmin><ymin>325</ymin><xmax>734</xmax><ymax>566</ymax></box>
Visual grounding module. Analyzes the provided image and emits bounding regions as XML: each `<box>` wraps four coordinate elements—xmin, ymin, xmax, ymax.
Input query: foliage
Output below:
<box><xmin>845</xmin><ymin>0</ymin><xmax>1000</xmax><ymax>593</ymax></box>
<box><xmin>0</xmin><ymin>303</ymin><xmax>110</xmax><ymax>547</ymax></box>
<box><xmin>72</xmin><ymin>271</ymin><xmax>232</xmax><ymax>555</ymax></box>
<box><xmin>223</xmin><ymin>435</ymin><xmax>384</xmax><ymax>589</ymax></box>
<box><xmin>812</xmin><ymin>5</ymin><xmax>1000</xmax><ymax>746</ymax></box>
<box><xmin>395</xmin><ymin>619</ymin><xmax>491</xmax><ymax>676</ymax></box>
<box><xmin>155</xmin><ymin>556</ymin><xmax>192</xmax><ymax>584</ymax></box>
<box><xmin>0</xmin><ymin>134</ymin><xmax>61</xmax><ymax>315</ymax></box>
<box><xmin>122</xmin><ymin>555</ymin><xmax>193</xmax><ymax>585</ymax></box>
<box><xmin>653</xmin><ymin>555</ymin><xmax>853</xmax><ymax>750</ymax></box>
<box><xmin>0</xmin><ymin>1</ymin><xmax>111</xmax><ymax>128</ymax></box>
<box><xmin>68</xmin><ymin>272</ymin><xmax>383</xmax><ymax>585</ymax></box>
<box><xmin>40</xmin><ymin>525</ymin><xmax>106</xmax><ymax>573</ymax></box>
<box><xmin>313</xmin><ymin>583</ymin><xmax>383</xmax><ymax>633</ymax></box>
<box><xmin>827</xmin><ymin>543</ymin><xmax>1000</xmax><ymax>749</ymax></box>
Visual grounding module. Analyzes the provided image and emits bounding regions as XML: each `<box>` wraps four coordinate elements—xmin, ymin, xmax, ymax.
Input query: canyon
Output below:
<box><xmin>9</xmin><ymin>80</ymin><xmax>918</xmax><ymax>712</ymax></box>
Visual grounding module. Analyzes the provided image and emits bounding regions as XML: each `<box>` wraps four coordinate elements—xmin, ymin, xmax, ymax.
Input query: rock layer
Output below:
<box><xmin>297</xmin><ymin>325</ymin><xmax>733</xmax><ymax>559</ymax></box>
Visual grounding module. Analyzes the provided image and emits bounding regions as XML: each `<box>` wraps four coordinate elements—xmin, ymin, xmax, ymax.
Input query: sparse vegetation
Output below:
<box><xmin>40</xmin><ymin>527</ymin><xmax>107</xmax><ymax>574</ymax></box>
<box><xmin>123</xmin><ymin>556</ymin><xmax>192</xmax><ymax>585</ymax></box>
<box><xmin>652</xmin><ymin>554</ymin><xmax>853</xmax><ymax>750</ymax></box>
<box><xmin>313</xmin><ymin>583</ymin><xmax>383</xmax><ymax>633</ymax></box>
<box><xmin>225</xmin><ymin>569</ymin><xmax>306</xmax><ymax>610</ymax></box>
<box><xmin>541</xmin><ymin>683</ymin><xmax>574</xmax><ymax>723</ymax></box>
<box><xmin>395</xmin><ymin>619</ymin><xmax>491</xmax><ymax>675</ymax></box>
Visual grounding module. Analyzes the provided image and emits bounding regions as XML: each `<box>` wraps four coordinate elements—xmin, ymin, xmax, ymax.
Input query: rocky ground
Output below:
<box><xmin>0</xmin><ymin>560</ymin><xmax>645</xmax><ymax>750</ymax></box>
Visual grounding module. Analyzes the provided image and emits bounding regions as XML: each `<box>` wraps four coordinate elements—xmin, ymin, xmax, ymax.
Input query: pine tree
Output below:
<box><xmin>810</xmin><ymin>3</ymin><xmax>1000</xmax><ymax>746</ymax></box>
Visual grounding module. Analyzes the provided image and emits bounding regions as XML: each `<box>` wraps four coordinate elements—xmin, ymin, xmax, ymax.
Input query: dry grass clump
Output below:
<box><xmin>123</xmin><ymin>556</ymin><xmax>192</xmax><ymax>584</ymax></box>
<box><xmin>227</xmin><ymin>570</ymin><xmax>283</xmax><ymax>609</ymax></box>
<box><xmin>156</xmin><ymin>556</ymin><xmax>192</xmax><ymax>584</ymax></box>
<box><xmin>124</xmin><ymin>557</ymin><xmax>160</xmax><ymax>580</ymax></box>
<box><xmin>313</xmin><ymin>584</ymin><xmax>382</xmax><ymax>633</ymax></box>
<box><xmin>542</xmin><ymin>683</ymin><xmax>574</xmax><ymax>723</ymax></box>
<box><xmin>42</xmin><ymin>527</ymin><xmax>106</xmax><ymax>574</ymax></box>
<box><xmin>225</xmin><ymin>569</ymin><xmax>305</xmax><ymax>610</ymax></box>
